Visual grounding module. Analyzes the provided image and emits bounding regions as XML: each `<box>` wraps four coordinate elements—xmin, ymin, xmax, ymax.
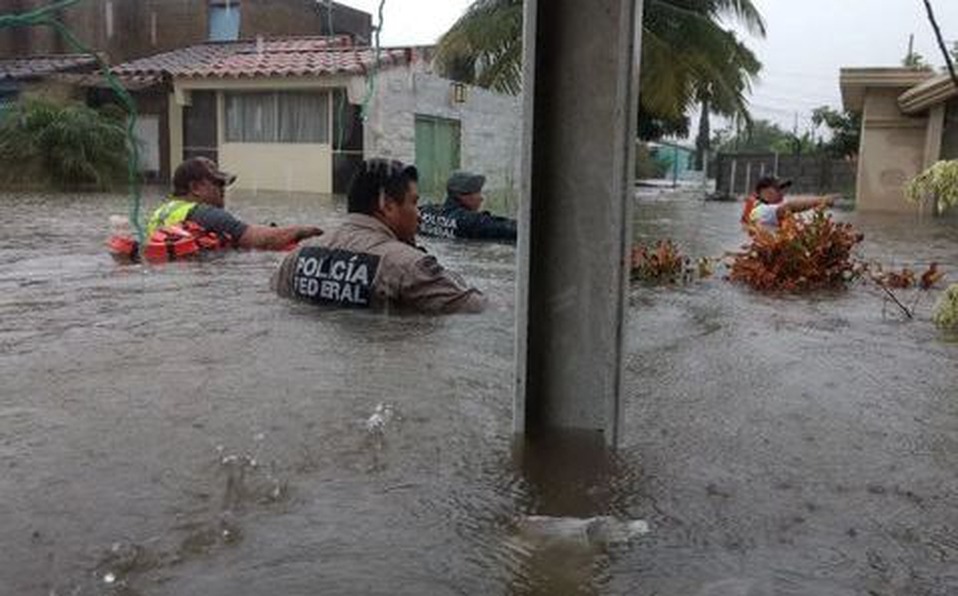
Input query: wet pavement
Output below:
<box><xmin>0</xmin><ymin>188</ymin><xmax>956</xmax><ymax>595</ymax></box>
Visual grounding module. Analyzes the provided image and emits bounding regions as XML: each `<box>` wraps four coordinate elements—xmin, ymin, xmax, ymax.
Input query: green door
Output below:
<box><xmin>415</xmin><ymin>115</ymin><xmax>461</xmax><ymax>199</ymax></box>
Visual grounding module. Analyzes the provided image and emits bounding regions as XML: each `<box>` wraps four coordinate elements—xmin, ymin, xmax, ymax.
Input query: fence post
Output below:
<box><xmin>702</xmin><ymin>150</ymin><xmax>710</xmax><ymax>193</ymax></box>
<box><xmin>672</xmin><ymin>145</ymin><xmax>679</xmax><ymax>188</ymax></box>
<box><xmin>773</xmin><ymin>152</ymin><xmax>780</xmax><ymax>177</ymax></box>
<box><xmin>729</xmin><ymin>159</ymin><xmax>738</xmax><ymax>197</ymax></box>
<box><xmin>744</xmin><ymin>162</ymin><xmax>752</xmax><ymax>198</ymax></box>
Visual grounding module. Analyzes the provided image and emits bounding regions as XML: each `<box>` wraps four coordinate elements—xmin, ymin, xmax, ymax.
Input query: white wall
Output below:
<box><xmin>364</xmin><ymin>65</ymin><xmax>522</xmax><ymax>203</ymax></box>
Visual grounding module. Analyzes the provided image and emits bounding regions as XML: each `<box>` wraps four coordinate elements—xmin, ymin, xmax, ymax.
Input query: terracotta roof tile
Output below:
<box><xmin>109</xmin><ymin>35</ymin><xmax>403</xmax><ymax>80</ymax></box>
<box><xmin>181</xmin><ymin>47</ymin><xmax>408</xmax><ymax>78</ymax></box>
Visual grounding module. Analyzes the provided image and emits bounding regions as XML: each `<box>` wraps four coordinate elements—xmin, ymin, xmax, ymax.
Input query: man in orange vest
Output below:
<box><xmin>743</xmin><ymin>176</ymin><xmax>837</xmax><ymax>228</ymax></box>
<box><xmin>149</xmin><ymin>157</ymin><xmax>323</xmax><ymax>248</ymax></box>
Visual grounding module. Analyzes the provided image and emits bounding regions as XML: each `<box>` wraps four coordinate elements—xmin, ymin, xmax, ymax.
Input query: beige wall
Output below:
<box><xmin>219</xmin><ymin>143</ymin><xmax>333</xmax><ymax>193</ymax></box>
<box><xmin>856</xmin><ymin>89</ymin><xmax>929</xmax><ymax>213</ymax></box>
<box><xmin>211</xmin><ymin>87</ymin><xmax>334</xmax><ymax>193</ymax></box>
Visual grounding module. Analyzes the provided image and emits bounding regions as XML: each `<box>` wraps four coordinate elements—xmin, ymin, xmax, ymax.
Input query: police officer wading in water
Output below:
<box><xmin>148</xmin><ymin>157</ymin><xmax>323</xmax><ymax>249</ymax></box>
<box><xmin>273</xmin><ymin>159</ymin><xmax>487</xmax><ymax>314</ymax></box>
<box><xmin>418</xmin><ymin>171</ymin><xmax>517</xmax><ymax>241</ymax></box>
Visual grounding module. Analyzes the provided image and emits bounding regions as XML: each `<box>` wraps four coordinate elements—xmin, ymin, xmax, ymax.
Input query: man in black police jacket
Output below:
<box><xmin>418</xmin><ymin>171</ymin><xmax>517</xmax><ymax>242</ymax></box>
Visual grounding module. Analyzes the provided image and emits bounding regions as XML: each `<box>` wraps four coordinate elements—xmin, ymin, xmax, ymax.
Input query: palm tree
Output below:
<box><xmin>435</xmin><ymin>0</ymin><xmax>524</xmax><ymax>95</ymax></box>
<box><xmin>436</xmin><ymin>0</ymin><xmax>765</xmax><ymax>152</ymax></box>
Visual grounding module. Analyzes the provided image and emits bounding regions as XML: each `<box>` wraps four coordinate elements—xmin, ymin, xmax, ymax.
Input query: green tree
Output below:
<box><xmin>811</xmin><ymin>106</ymin><xmax>861</xmax><ymax>159</ymax></box>
<box><xmin>436</xmin><ymin>0</ymin><xmax>765</xmax><ymax>144</ymax></box>
<box><xmin>0</xmin><ymin>98</ymin><xmax>128</xmax><ymax>190</ymax></box>
<box><xmin>715</xmin><ymin>119</ymin><xmax>791</xmax><ymax>153</ymax></box>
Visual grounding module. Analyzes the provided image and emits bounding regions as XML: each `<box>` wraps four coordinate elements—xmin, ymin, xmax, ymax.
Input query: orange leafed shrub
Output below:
<box><xmin>870</xmin><ymin>263</ymin><xmax>946</xmax><ymax>290</ymax></box>
<box><xmin>631</xmin><ymin>240</ymin><xmax>688</xmax><ymax>283</ymax></box>
<box><xmin>729</xmin><ymin>210</ymin><xmax>865</xmax><ymax>291</ymax></box>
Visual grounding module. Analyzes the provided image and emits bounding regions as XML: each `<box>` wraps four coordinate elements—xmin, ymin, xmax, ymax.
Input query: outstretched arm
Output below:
<box><xmin>776</xmin><ymin>195</ymin><xmax>837</xmax><ymax>218</ymax></box>
<box><xmin>238</xmin><ymin>224</ymin><xmax>323</xmax><ymax>250</ymax></box>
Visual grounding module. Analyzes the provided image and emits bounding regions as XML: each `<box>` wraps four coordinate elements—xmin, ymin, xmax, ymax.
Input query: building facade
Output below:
<box><xmin>840</xmin><ymin>67</ymin><xmax>958</xmax><ymax>214</ymax></box>
<box><xmin>0</xmin><ymin>0</ymin><xmax>371</xmax><ymax>63</ymax></box>
<box><xmin>104</xmin><ymin>37</ymin><xmax>521</xmax><ymax>199</ymax></box>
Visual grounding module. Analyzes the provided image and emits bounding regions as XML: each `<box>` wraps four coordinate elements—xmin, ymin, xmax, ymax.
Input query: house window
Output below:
<box><xmin>209</xmin><ymin>1</ymin><xmax>241</xmax><ymax>42</ymax></box>
<box><xmin>225</xmin><ymin>91</ymin><xmax>331</xmax><ymax>144</ymax></box>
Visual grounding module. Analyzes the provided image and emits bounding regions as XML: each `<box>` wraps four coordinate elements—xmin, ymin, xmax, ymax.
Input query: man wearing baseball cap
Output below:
<box><xmin>745</xmin><ymin>176</ymin><xmax>837</xmax><ymax>229</ymax></box>
<box><xmin>147</xmin><ymin>157</ymin><xmax>323</xmax><ymax>249</ymax></box>
<box><xmin>418</xmin><ymin>170</ymin><xmax>517</xmax><ymax>241</ymax></box>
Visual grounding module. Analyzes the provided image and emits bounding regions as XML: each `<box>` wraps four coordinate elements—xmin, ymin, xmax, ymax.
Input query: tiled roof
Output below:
<box><xmin>111</xmin><ymin>35</ymin><xmax>408</xmax><ymax>80</ymax></box>
<box><xmin>181</xmin><ymin>47</ymin><xmax>409</xmax><ymax>78</ymax></box>
<box><xmin>0</xmin><ymin>54</ymin><xmax>97</xmax><ymax>82</ymax></box>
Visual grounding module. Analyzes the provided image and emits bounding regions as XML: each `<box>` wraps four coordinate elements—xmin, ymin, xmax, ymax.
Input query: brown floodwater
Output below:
<box><xmin>0</xmin><ymin>188</ymin><xmax>956</xmax><ymax>595</ymax></box>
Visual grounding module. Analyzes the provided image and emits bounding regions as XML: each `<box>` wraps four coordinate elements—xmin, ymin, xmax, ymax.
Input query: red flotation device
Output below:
<box><xmin>108</xmin><ymin>221</ymin><xmax>232</xmax><ymax>264</ymax></box>
<box><xmin>108</xmin><ymin>221</ymin><xmax>299</xmax><ymax>263</ymax></box>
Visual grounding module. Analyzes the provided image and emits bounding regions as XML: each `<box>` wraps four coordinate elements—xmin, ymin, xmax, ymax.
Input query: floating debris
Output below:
<box><xmin>365</xmin><ymin>403</ymin><xmax>397</xmax><ymax>434</ymax></box>
<box><xmin>516</xmin><ymin>515</ymin><xmax>650</xmax><ymax>550</ymax></box>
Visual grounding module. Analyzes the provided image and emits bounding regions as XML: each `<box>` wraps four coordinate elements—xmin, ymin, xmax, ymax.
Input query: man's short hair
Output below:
<box><xmin>173</xmin><ymin>157</ymin><xmax>236</xmax><ymax>196</ymax></box>
<box><xmin>347</xmin><ymin>159</ymin><xmax>419</xmax><ymax>215</ymax></box>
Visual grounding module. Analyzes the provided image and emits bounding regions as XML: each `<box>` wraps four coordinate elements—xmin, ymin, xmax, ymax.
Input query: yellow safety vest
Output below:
<box><xmin>146</xmin><ymin>198</ymin><xmax>197</xmax><ymax>238</ymax></box>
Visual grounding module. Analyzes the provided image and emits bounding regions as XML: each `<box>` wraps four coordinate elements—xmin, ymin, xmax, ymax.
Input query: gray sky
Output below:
<box><xmin>338</xmin><ymin>0</ymin><xmax>958</xmax><ymax>132</ymax></box>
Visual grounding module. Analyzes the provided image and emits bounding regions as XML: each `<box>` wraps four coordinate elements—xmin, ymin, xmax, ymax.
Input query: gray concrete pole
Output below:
<box><xmin>514</xmin><ymin>0</ymin><xmax>644</xmax><ymax>446</ymax></box>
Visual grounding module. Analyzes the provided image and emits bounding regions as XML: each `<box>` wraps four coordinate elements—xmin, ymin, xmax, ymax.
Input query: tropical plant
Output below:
<box><xmin>904</xmin><ymin>160</ymin><xmax>958</xmax><ymax>213</ymax></box>
<box><xmin>435</xmin><ymin>0</ymin><xmax>765</xmax><ymax>143</ymax></box>
<box><xmin>729</xmin><ymin>210</ymin><xmax>866</xmax><ymax>292</ymax></box>
<box><xmin>933</xmin><ymin>283</ymin><xmax>958</xmax><ymax>330</ymax></box>
<box><xmin>435</xmin><ymin>0</ymin><xmax>523</xmax><ymax>94</ymax></box>
<box><xmin>0</xmin><ymin>98</ymin><xmax>128</xmax><ymax>190</ymax></box>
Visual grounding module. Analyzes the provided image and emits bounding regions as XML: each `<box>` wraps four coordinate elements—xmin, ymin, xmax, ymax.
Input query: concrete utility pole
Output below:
<box><xmin>514</xmin><ymin>0</ymin><xmax>644</xmax><ymax>446</ymax></box>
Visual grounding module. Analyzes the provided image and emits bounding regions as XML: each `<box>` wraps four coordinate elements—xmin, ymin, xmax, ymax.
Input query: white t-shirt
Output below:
<box><xmin>749</xmin><ymin>203</ymin><xmax>780</xmax><ymax>228</ymax></box>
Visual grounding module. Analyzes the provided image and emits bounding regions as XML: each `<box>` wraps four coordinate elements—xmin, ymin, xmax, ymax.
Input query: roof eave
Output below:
<box><xmin>839</xmin><ymin>67</ymin><xmax>937</xmax><ymax>113</ymax></box>
<box><xmin>898</xmin><ymin>74</ymin><xmax>958</xmax><ymax>115</ymax></box>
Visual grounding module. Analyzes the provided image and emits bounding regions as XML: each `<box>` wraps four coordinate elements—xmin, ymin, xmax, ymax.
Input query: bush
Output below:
<box><xmin>933</xmin><ymin>284</ymin><xmax>958</xmax><ymax>330</ymax></box>
<box><xmin>729</xmin><ymin>210</ymin><xmax>865</xmax><ymax>291</ymax></box>
<box><xmin>631</xmin><ymin>240</ymin><xmax>714</xmax><ymax>283</ymax></box>
<box><xmin>904</xmin><ymin>160</ymin><xmax>958</xmax><ymax>213</ymax></box>
<box><xmin>0</xmin><ymin>98</ymin><xmax>128</xmax><ymax>190</ymax></box>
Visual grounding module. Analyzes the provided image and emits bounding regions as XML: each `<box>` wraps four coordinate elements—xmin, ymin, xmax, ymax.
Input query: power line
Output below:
<box><xmin>922</xmin><ymin>0</ymin><xmax>958</xmax><ymax>89</ymax></box>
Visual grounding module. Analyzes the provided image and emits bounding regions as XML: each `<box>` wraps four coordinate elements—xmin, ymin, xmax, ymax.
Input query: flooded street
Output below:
<box><xmin>1</xmin><ymin>189</ymin><xmax>957</xmax><ymax>595</ymax></box>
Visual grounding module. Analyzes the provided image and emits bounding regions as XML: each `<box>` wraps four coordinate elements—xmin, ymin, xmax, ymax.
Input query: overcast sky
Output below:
<box><xmin>337</xmin><ymin>0</ymin><xmax>958</xmax><ymax>132</ymax></box>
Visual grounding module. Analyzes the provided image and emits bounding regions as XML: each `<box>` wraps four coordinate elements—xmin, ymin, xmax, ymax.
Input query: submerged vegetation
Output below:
<box><xmin>0</xmin><ymin>98</ymin><xmax>128</xmax><ymax>190</ymax></box>
<box><xmin>632</xmin><ymin>210</ymin><xmax>947</xmax><ymax>326</ymax></box>
<box><xmin>729</xmin><ymin>210</ymin><xmax>865</xmax><ymax>292</ymax></box>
